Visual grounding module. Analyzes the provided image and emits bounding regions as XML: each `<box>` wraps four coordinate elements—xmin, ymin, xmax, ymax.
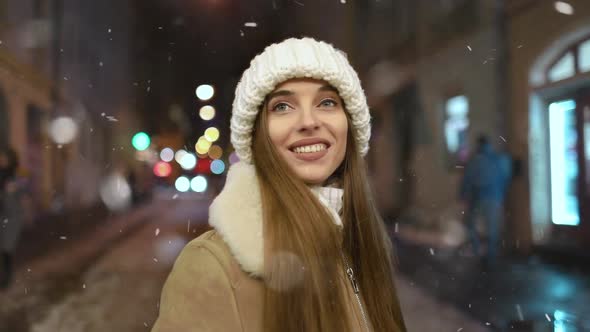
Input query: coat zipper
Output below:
<box><xmin>342</xmin><ymin>254</ymin><xmax>371</xmax><ymax>331</ymax></box>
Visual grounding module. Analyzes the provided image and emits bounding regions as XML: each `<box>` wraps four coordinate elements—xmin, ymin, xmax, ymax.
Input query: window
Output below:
<box><xmin>444</xmin><ymin>95</ymin><xmax>469</xmax><ymax>164</ymax></box>
<box><xmin>548</xmin><ymin>52</ymin><xmax>575</xmax><ymax>82</ymax></box>
<box><xmin>544</xmin><ymin>36</ymin><xmax>590</xmax><ymax>82</ymax></box>
<box><xmin>548</xmin><ymin>99</ymin><xmax>580</xmax><ymax>226</ymax></box>
<box><xmin>578</xmin><ymin>39</ymin><xmax>590</xmax><ymax>73</ymax></box>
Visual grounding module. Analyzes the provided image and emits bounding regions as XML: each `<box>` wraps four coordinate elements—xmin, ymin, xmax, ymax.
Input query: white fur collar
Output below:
<box><xmin>208</xmin><ymin>162</ymin><xmax>342</xmax><ymax>277</ymax></box>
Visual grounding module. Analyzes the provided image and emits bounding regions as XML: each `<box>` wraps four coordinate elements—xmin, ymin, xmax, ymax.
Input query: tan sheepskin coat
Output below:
<box><xmin>152</xmin><ymin>162</ymin><xmax>372</xmax><ymax>331</ymax></box>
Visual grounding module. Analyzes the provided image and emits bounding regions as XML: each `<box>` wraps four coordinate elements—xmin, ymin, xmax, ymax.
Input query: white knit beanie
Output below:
<box><xmin>230</xmin><ymin>37</ymin><xmax>371</xmax><ymax>164</ymax></box>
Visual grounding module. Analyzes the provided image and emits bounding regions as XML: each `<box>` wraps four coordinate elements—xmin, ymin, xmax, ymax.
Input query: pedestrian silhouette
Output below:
<box><xmin>459</xmin><ymin>135</ymin><xmax>511</xmax><ymax>265</ymax></box>
<box><xmin>0</xmin><ymin>147</ymin><xmax>26</xmax><ymax>289</ymax></box>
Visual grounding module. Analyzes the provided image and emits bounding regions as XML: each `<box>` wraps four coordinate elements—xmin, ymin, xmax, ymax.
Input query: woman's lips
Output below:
<box><xmin>290</xmin><ymin>146</ymin><xmax>329</xmax><ymax>161</ymax></box>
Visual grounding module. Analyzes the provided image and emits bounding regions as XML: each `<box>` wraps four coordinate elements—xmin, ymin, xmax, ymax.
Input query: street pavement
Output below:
<box><xmin>394</xmin><ymin>236</ymin><xmax>590</xmax><ymax>331</ymax></box>
<box><xmin>2</xmin><ymin>190</ymin><xmax>489</xmax><ymax>331</ymax></box>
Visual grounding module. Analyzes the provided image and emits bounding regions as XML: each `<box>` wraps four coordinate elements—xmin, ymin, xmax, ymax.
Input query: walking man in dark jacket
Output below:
<box><xmin>460</xmin><ymin>135</ymin><xmax>512</xmax><ymax>265</ymax></box>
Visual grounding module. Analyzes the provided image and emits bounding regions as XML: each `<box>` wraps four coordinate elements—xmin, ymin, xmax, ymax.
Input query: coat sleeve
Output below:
<box><xmin>151</xmin><ymin>242</ymin><xmax>242</xmax><ymax>332</ymax></box>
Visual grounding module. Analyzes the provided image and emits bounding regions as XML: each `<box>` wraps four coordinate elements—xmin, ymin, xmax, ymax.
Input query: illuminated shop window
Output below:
<box><xmin>578</xmin><ymin>39</ymin><xmax>590</xmax><ymax>72</ymax></box>
<box><xmin>444</xmin><ymin>95</ymin><xmax>469</xmax><ymax>163</ymax></box>
<box><xmin>548</xmin><ymin>52</ymin><xmax>575</xmax><ymax>82</ymax></box>
<box><xmin>545</xmin><ymin>37</ymin><xmax>590</xmax><ymax>82</ymax></box>
<box><xmin>548</xmin><ymin>99</ymin><xmax>580</xmax><ymax>226</ymax></box>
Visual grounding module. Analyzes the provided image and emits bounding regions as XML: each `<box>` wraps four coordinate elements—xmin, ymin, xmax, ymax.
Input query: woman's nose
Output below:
<box><xmin>298</xmin><ymin>108</ymin><xmax>320</xmax><ymax>131</ymax></box>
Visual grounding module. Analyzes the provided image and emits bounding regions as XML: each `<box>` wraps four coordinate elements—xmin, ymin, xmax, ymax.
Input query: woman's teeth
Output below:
<box><xmin>292</xmin><ymin>143</ymin><xmax>327</xmax><ymax>154</ymax></box>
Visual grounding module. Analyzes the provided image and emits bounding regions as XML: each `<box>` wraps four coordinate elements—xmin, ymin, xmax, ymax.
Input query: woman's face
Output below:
<box><xmin>265</xmin><ymin>78</ymin><xmax>348</xmax><ymax>185</ymax></box>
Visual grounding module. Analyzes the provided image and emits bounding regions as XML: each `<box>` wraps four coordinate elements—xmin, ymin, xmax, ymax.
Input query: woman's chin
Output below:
<box><xmin>293</xmin><ymin>168</ymin><xmax>330</xmax><ymax>186</ymax></box>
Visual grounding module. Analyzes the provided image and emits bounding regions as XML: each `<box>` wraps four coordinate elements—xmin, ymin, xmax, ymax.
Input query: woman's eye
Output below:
<box><xmin>271</xmin><ymin>103</ymin><xmax>288</xmax><ymax>112</ymax></box>
<box><xmin>272</xmin><ymin>102</ymin><xmax>291</xmax><ymax>112</ymax></box>
<box><xmin>320</xmin><ymin>99</ymin><xmax>337</xmax><ymax>108</ymax></box>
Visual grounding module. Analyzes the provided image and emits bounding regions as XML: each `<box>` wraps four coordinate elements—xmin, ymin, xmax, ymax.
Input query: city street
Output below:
<box><xmin>1</xmin><ymin>193</ymin><xmax>489</xmax><ymax>332</ymax></box>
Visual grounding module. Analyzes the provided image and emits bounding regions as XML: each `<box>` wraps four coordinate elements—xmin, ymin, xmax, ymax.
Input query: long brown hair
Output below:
<box><xmin>252</xmin><ymin>99</ymin><xmax>406</xmax><ymax>332</ymax></box>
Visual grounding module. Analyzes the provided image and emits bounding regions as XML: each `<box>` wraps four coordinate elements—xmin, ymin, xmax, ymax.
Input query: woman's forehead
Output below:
<box><xmin>272</xmin><ymin>78</ymin><xmax>337</xmax><ymax>92</ymax></box>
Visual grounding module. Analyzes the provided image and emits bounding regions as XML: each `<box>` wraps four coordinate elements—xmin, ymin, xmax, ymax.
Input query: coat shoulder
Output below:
<box><xmin>184</xmin><ymin>230</ymin><xmax>248</xmax><ymax>285</ymax></box>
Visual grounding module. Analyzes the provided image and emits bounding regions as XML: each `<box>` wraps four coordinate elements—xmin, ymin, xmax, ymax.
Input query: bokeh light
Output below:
<box><xmin>211</xmin><ymin>159</ymin><xmax>226</xmax><ymax>174</ymax></box>
<box><xmin>179</xmin><ymin>153</ymin><xmax>197</xmax><ymax>170</ymax></box>
<box><xmin>49</xmin><ymin>116</ymin><xmax>78</xmax><ymax>144</ymax></box>
<box><xmin>208</xmin><ymin>145</ymin><xmax>223</xmax><ymax>160</ymax></box>
<box><xmin>196</xmin><ymin>157</ymin><xmax>212</xmax><ymax>174</ymax></box>
<box><xmin>191</xmin><ymin>176</ymin><xmax>208</xmax><ymax>192</ymax></box>
<box><xmin>99</xmin><ymin>173</ymin><xmax>131</xmax><ymax>211</ymax></box>
<box><xmin>174</xmin><ymin>149</ymin><xmax>188</xmax><ymax>164</ymax></box>
<box><xmin>132</xmin><ymin>132</ymin><xmax>151</xmax><ymax>151</ymax></box>
<box><xmin>175</xmin><ymin>176</ymin><xmax>190</xmax><ymax>192</ymax></box>
<box><xmin>199</xmin><ymin>105</ymin><xmax>216</xmax><ymax>121</ymax></box>
<box><xmin>195</xmin><ymin>137</ymin><xmax>212</xmax><ymax>154</ymax></box>
<box><xmin>196</xmin><ymin>84</ymin><xmax>214</xmax><ymax>101</ymax></box>
<box><xmin>229</xmin><ymin>151</ymin><xmax>240</xmax><ymax>165</ymax></box>
<box><xmin>160</xmin><ymin>147</ymin><xmax>174</xmax><ymax>162</ymax></box>
<box><xmin>153</xmin><ymin>161</ymin><xmax>172</xmax><ymax>177</ymax></box>
<box><xmin>204</xmin><ymin>127</ymin><xmax>220</xmax><ymax>142</ymax></box>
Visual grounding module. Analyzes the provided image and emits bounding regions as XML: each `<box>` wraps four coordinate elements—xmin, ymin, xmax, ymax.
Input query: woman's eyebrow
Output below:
<box><xmin>265</xmin><ymin>90</ymin><xmax>293</xmax><ymax>103</ymax></box>
<box><xmin>318</xmin><ymin>85</ymin><xmax>338</xmax><ymax>93</ymax></box>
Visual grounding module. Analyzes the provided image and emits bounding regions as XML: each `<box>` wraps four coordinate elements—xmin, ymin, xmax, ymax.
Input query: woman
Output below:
<box><xmin>152</xmin><ymin>38</ymin><xmax>406</xmax><ymax>331</ymax></box>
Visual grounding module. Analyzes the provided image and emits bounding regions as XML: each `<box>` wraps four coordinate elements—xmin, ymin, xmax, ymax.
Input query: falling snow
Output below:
<box><xmin>244</xmin><ymin>22</ymin><xmax>258</xmax><ymax>28</ymax></box>
<box><xmin>155</xmin><ymin>228</ymin><xmax>160</xmax><ymax>236</ymax></box>
<box><xmin>467</xmin><ymin>45</ymin><xmax>472</xmax><ymax>51</ymax></box>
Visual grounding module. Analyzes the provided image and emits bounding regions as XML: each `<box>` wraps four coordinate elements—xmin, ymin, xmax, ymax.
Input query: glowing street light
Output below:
<box><xmin>204</xmin><ymin>127</ymin><xmax>220</xmax><ymax>142</ymax></box>
<box><xmin>191</xmin><ymin>176</ymin><xmax>208</xmax><ymax>193</ymax></box>
<box><xmin>196</xmin><ymin>84</ymin><xmax>214</xmax><ymax>101</ymax></box>
<box><xmin>132</xmin><ymin>132</ymin><xmax>151</xmax><ymax>151</ymax></box>
<box><xmin>160</xmin><ymin>147</ymin><xmax>174</xmax><ymax>162</ymax></box>
<box><xmin>175</xmin><ymin>176</ymin><xmax>191</xmax><ymax>192</ymax></box>
<box><xmin>49</xmin><ymin>116</ymin><xmax>78</xmax><ymax>144</ymax></box>
<box><xmin>199</xmin><ymin>105</ymin><xmax>216</xmax><ymax>121</ymax></box>
<box><xmin>195</xmin><ymin>137</ymin><xmax>212</xmax><ymax>154</ymax></box>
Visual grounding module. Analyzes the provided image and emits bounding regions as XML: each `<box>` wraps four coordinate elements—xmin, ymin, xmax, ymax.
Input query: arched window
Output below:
<box><xmin>546</xmin><ymin>36</ymin><xmax>590</xmax><ymax>83</ymax></box>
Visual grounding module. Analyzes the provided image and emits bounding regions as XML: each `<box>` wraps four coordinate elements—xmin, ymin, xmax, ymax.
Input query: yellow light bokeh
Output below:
<box><xmin>204</xmin><ymin>127</ymin><xmax>220</xmax><ymax>142</ymax></box>
<box><xmin>199</xmin><ymin>105</ymin><xmax>216</xmax><ymax>121</ymax></box>
<box><xmin>208</xmin><ymin>145</ymin><xmax>223</xmax><ymax>160</ymax></box>
<box><xmin>195</xmin><ymin>137</ymin><xmax>212</xmax><ymax>154</ymax></box>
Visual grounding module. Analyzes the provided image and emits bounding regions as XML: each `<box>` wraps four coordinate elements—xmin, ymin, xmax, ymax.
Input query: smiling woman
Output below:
<box><xmin>264</xmin><ymin>78</ymin><xmax>348</xmax><ymax>184</ymax></box>
<box><xmin>152</xmin><ymin>37</ymin><xmax>407</xmax><ymax>332</ymax></box>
